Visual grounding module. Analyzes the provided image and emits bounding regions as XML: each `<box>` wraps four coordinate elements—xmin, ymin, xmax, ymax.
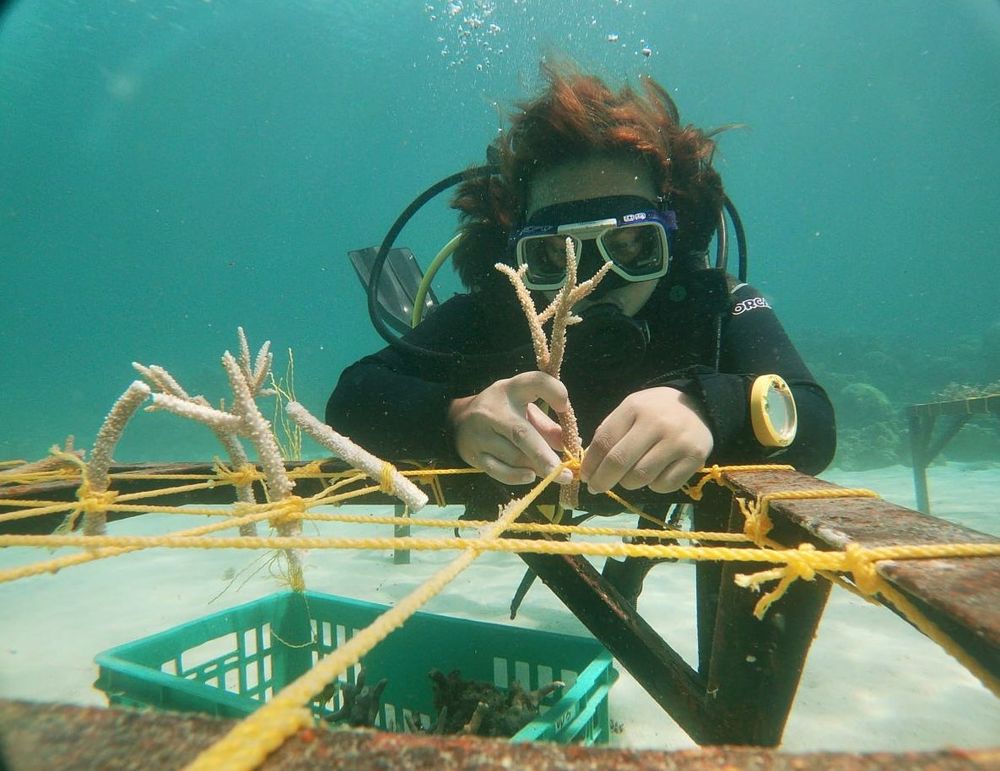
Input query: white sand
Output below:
<box><xmin>1</xmin><ymin>462</ymin><xmax>998</xmax><ymax>752</ymax></box>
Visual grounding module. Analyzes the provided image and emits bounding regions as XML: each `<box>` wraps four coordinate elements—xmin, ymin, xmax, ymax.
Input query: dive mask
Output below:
<box><xmin>509</xmin><ymin>195</ymin><xmax>678</xmax><ymax>292</ymax></box>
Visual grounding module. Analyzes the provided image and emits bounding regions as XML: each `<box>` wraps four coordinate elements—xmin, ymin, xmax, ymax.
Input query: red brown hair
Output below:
<box><xmin>451</xmin><ymin>62</ymin><xmax>726</xmax><ymax>290</ymax></box>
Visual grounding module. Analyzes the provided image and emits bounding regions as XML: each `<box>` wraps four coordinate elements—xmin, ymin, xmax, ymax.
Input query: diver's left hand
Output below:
<box><xmin>580</xmin><ymin>387</ymin><xmax>713</xmax><ymax>494</ymax></box>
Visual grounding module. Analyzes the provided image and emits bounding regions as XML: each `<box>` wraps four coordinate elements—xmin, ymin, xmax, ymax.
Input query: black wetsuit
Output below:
<box><xmin>327</xmin><ymin>268</ymin><xmax>836</xmax><ymax>475</ymax></box>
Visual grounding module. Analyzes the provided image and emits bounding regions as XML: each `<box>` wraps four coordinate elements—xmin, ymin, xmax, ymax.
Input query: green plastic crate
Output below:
<box><xmin>94</xmin><ymin>591</ymin><xmax>618</xmax><ymax>745</ymax></box>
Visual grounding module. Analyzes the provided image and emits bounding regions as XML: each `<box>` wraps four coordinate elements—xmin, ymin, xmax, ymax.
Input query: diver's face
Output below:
<box><xmin>526</xmin><ymin>155</ymin><xmax>661</xmax><ymax>317</ymax></box>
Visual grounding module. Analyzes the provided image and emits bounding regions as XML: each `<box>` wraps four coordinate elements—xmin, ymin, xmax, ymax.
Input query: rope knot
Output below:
<box><xmin>734</xmin><ymin>543</ymin><xmax>820</xmax><ymax>619</ymax></box>
<box><xmin>681</xmin><ymin>464</ymin><xmax>724</xmax><ymax>501</ymax></box>
<box><xmin>76</xmin><ymin>485</ymin><xmax>118</xmax><ymax>515</ymax></box>
<box><xmin>215</xmin><ymin>462</ymin><xmax>260</xmax><ymax>489</ymax></box>
<box><xmin>287</xmin><ymin>460</ymin><xmax>324</xmax><ymax>479</ymax></box>
<box><xmin>844</xmin><ymin>544</ymin><xmax>881</xmax><ymax>595</ymax></box>
<box><xmin>269</xmin><ymin>496</ymin><xmax>306</xmax><ymax>529</ymax></box>
<box><xmin>738</xmin><ymin>496</ymin><xmax>774</xmax><ymax>543</ymax></box>
<box><xmin>379</xmin><ymin>461</ymin><xmax>398</xmax><ymax>495</ymax></box>
<box><xmin>787</xmin><ymin>542</ymin><xmax>818</xmax><ymax>582</ymax></box>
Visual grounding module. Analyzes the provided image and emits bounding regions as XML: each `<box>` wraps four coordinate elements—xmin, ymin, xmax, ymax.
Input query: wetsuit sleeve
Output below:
<box><xmin>325</xmin><ymin>297</ymin><xmax>483</xmax><ymax>463</ymax></box>
<box><xmin>657</xmin><ymin>284</ymin><xmax>836</xmax><ymax>474</ymax></box>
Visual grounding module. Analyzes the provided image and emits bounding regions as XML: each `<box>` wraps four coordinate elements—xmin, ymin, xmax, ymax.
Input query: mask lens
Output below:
<box><xmin>598</xmin><ymin>222</ymin><xmax>665</xmax><ymax>278</ymax></box>
<box><xmin>520</xmin><ymin>235</ymin><xmax>572</xmax><ymax>287</ymax></box>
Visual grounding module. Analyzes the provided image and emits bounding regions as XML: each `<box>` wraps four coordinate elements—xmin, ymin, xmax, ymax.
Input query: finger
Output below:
<box><xmin>506</xmin><ymin>371</ymin><xmax>569</xmax><ymax>414</ymax></box>
<box><xmin>476</xmin><ymin>451</ymin><xmax>536</xmax><ymax>486</ymax></box>
<box><xmin>648</xmin><ymin>453</ymin><xmax>705</xmax><ymax>493</ymax></box>
<box><xmin>525</xmin><ymin>402</ymin><xmax>564</xmax><ymax>452</ymax></box>
<box><xmin>579</xmin><ymin>406</ymin><xmax>637</xmax><ymax>483</ymax></box>
<box><xmin>618</xmin><ymin>441</ymin><xmax>675</xmax><ymax>491</ymax></box>
<box><xmin>585</xmin><ymin>429</ymin><xmax>659</xmax><ymax>494</ymax></box>
<box><xmin>524</xmin><ymin>405</ymin><xmax>574</xmax><ymax>484</ymax></box>
<box><xmin>496</xmin><ymin>415</ymin><xmax>563</xmax><ymax>479</ymax></box>
<box><xmin>477</xmin><ymin>430</ymin><xmax>568</xmax><ymax>485</ymax></box>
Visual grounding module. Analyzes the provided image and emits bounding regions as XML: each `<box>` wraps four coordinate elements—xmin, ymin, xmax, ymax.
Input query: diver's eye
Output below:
<box><xmin>541</xmin><ymin>237</ymin><xmax>567</xmax><ymax>268</ymax></box>
<box><xmin>603</xmin><ymin>229</ymin><xmax>644</xmax><ymax>264</ymax></box>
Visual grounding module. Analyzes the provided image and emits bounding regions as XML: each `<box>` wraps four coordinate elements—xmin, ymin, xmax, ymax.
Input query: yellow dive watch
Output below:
<box><xmin>749</xmin><ymin>374</ymin><xmax>798</xmax><ymax>447</ymax></box>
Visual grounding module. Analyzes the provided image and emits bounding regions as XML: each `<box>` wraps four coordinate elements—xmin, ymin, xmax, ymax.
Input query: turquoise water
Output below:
<box><xmin>2</xmin><ymin>0</ymin><xmax>998</xmax><ymax>463</ymax></box>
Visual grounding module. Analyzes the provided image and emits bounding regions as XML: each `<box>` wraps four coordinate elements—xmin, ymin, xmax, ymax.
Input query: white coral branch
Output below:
<box><xmin>148</xmin><ymin>393</ymin><xmax>242</xmax><ymax>434</ymax></box>
<box><xmin>495</xmin><ymin>237</ymin><xmax>611</xmax><ymax>508</ymax></box>
<box><xmin>285</xmin><ymin>401</ymin><xmax>428</xmax><ymax>512</ymax></box>
<box><xmin>221</xmin><ymin>351</ymin><xmax>294</xmax><ymax>501</ymax></box>
<box><xmin>89</xmin><ymin>380</ymin><xmax>151</xmax><ymax>493</ymax></box>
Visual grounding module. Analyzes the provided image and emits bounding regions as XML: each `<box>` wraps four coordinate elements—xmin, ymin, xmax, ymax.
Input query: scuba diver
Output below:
<box><xmin>328</xmin><ymin>62</ymin><xmax>837</xmax><ymax>607</ymax></box>
<box><xmin>328</xmin><ymin>62</ymin><xmax>836</xmax><ymax>499</ymax></box>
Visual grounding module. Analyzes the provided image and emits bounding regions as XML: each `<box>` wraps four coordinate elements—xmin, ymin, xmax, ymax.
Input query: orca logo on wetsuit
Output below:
<box><xmin>732</xmin><ymin>296</ymin><xmax>772</xmax><ymax>315</ymax></box>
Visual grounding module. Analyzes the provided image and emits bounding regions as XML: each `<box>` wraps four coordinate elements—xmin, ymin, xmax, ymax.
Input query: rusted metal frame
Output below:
<box><xmin>907</xmin><ymin>394</ymin><xmax>999</xmax><ymax>514</ymax></box>
<box><xmin>0</xmin><ymin>459</ymin><xmax>736</xmax><ymax>533</ymax></box>
<box><xmin>909</xmin><ymin>394</ymin><xmax>1000</xmax><ymax>419</ymax></box>
<box><xmin>512</xmin><ymin>546</ymin><xmax>713</xmax><ymax>742</ymax></box>
<box><xmin>702</xmin><ymin>485</ymin><xmax>831</xmax><ymax>745</ymax></box>
<box><xmin>908</xmin><ymin>408</ymin><xmax>934</xmax><ymax>514</ymax></box>
<box><xmin>3</xmin><ymin>699</ymin><xmax>996</xmax><ymax>771</ymax></box>
<box><xmin>503</xmin><ymin>482</ymin><xmax>826</xmax><ymax>747</ymax></box>
<box><xmin>922</xmin><ymin>415</ymin><xmax>973</xmax><ymax>461</ymax></box>
<box><xmin>720</xmin><ymin>468</ymin><xmax>1000</xmax><ymax>683</ymax></box>
<box><xmin>393</xmin><ymin>502</ymin><xmax>410</xmax><ymax>565</ymax></box>
<box><xmin>909</xmin><ymin>412</ymin><xmax>973</xmax><ymax>513</ymax></box>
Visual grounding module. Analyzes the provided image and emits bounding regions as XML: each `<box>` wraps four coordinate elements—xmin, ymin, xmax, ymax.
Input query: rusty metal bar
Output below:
<box><xmin>909</xmin><ymin>394</ymin><xmax>1000</xmax><ymax>419</ymax></box>
<box><xmin>2</xmin><ymin>699</ymin><xmax>994</xmax><ymax>771</ymax></box>
<box><xmin>507</xmin><ymin>481</ymin><xmax>830</xmax><ymax>746</ymax></box>
<box><xmin>907</xmin><ymin>394</ymin><xmax>1000</xmax><ymax>514</ymax></box>
<box><xmin>702</xmin><ymin>484</ymin><xmax>832</xmax><ymax>745</ymax></box>
<box><xmin>393</xmin><ymin>502</ymin><xmax>410</xmax><ymax>565</ymax></box>
<box><xmin>908</xmin><ymin>408</ymin><xmax>934</xmax><ymax>514</ymax></box>
<box><xmin>720</xmin><ymin>468</ymin><xmax>1000</xmax><ymax>682</ymax></box>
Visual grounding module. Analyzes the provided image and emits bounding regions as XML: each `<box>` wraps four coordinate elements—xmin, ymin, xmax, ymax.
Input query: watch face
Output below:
<box><xmin>766</xmin><ymin>388</ymin><xmax>796</xmax><ymax>440</ymax></box>
<box><xmin>751</xmin><ymin>375</ymin><xmax>798</xmax><ymax>447</ymax></box>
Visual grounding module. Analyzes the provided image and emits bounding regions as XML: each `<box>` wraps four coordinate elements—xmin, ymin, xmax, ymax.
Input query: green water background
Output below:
<box><xmin>1</xmin><ymin>0</ymin><xmax>998</xmax><ymax>464</ymax></box>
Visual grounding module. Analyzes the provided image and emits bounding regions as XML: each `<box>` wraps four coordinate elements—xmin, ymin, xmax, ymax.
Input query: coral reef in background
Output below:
<box><xmin>798</xmin><ymin>324</ymin><xmax>1000</xmax><ymax>471</ymax></box>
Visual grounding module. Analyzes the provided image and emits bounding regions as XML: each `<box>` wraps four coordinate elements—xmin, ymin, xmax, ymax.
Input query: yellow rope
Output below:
<box><xmin>0</xmin><ymin>466</ymin><xmax>82</xmax><ymax>485</ymax></box>
<box><xmin>720</xmin><ymin>485</ymin><xmax>1000</xmax><ymax>698</ymax></box>
<box><xmin>734</xmin><ymin>488</ymin><xmax>882</xmax><ymax>608</ymax></box>
<box><xmin>298</xmin><ymin>511</ymin><xmax>752</xmax><ymax>542</ymax></box>
<box><xmin>286</xmin><ymin>460</ymin><xmax>326</xmax><ymax>480</ymax></box>
<box><xmin>5</xmin><ymin>531</ymin><xmax>997</xmax><ymax>567</ymax></box>
<box><xmin>379</xmin><ymin>461</ymin><xmax>397</xmax><ymax>496</ymax></box>
<box><xmin>0</xmin><ymin>507</ymin><xmax>283</xmax><ymax>583</ymax></box>
<box><xmin>681</xmin><ymin>463</ymin><xmax>795</xmax><ymax>500</ymax></box>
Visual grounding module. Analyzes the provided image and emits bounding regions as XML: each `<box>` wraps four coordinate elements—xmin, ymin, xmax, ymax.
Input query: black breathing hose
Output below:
<box><xmin>367</xmin><ymin>165</ymin><xmax>498</xmax><ymax>359</ymax></box>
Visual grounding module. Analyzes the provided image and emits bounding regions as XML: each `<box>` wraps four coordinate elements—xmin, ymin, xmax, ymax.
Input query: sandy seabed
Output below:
<box><xmin>1</xmin><ymin>462</ymin><xmax>997</xmax><ymax>753</ymax></box>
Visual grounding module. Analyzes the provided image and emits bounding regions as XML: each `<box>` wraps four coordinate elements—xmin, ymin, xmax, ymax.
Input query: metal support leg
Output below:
<box><xmin>393</xmin><ymin>502</ymin><xmax>410</xmax><ymax>565</ymax></box>
<box><xmin>509</xmin><ymin>485</ymin><xmax>828</xmax><ymax>746</ymax></box>
<box><xmin>908</xmin><ymin>409</ymin><xmax>933</xmax><ymax>514</ymax></box>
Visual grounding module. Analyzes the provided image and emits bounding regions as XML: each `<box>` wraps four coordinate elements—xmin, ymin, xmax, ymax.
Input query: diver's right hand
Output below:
<box><xmin>447</xmin><ymin>371</ymin><xmax>575</xmax><ymax>486</ymax></box>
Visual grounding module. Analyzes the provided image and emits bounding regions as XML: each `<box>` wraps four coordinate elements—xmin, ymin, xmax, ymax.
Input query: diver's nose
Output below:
<box><xmin>577</xmin><ymin>240</ymin><xmax>604</xmax><ymax>280</ymax></box>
